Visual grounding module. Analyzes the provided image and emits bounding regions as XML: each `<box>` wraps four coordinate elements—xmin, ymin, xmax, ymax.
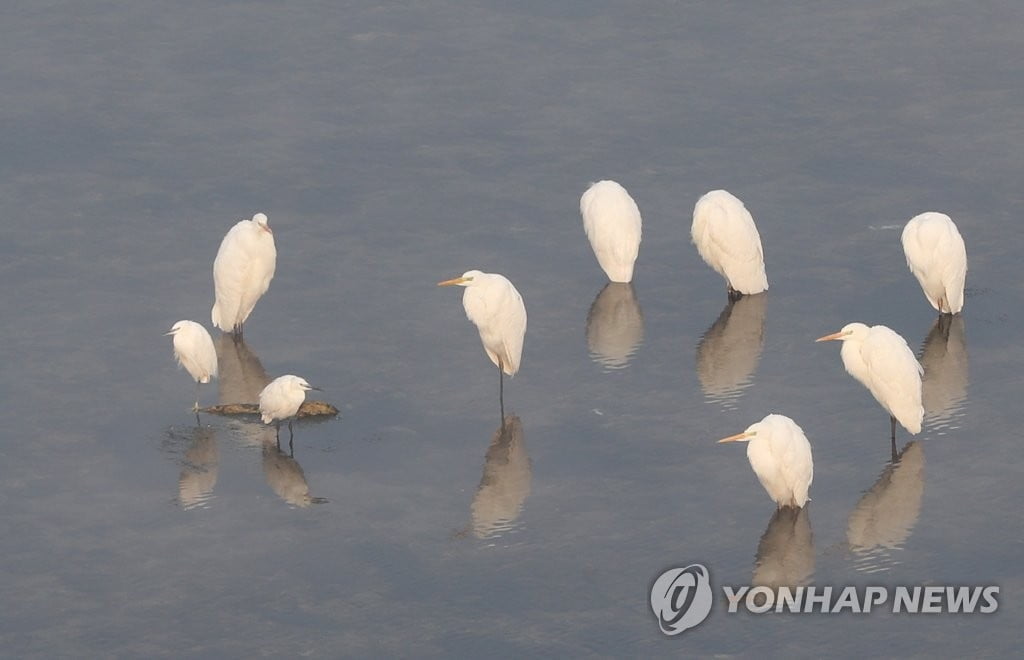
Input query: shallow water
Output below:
<box><xmin>2</xmin><ymin>1</ymin><xmax>1022</xmax><ymax>656</ymax></box>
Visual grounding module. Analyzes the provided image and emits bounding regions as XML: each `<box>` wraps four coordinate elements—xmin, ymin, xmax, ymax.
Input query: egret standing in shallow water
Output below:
<box><xmin>691</xmin><ymin>189</ymin><xmax>768</xmax><ymax>299</ymax></box>
<box><xmin>211</xmin><ymin>212</ymin><xmax>277</xmax><ymax>337</ymax></box>
<box><xmin>259</xmin><ymin>375</ymin><xmax>320</xmax><ymax>451</ymax></box>
<box><xmin>438</xmin><ymin>270</ymin><xmax>527</xmax><ymax>413</ymax></box>
<box><xmin>816</xmin><ymin>323</ymin><xmax>924</xmax><ymax>442</ymax></box>
<box><xmin>901</xmin><ymin>212</ymin><xmax>967</xmax><ymax>315</ymax></box>
<box><xmin>579</xmin><ymin>180</ymin><xmax>642</xmax><ymax>283</ymax></box>
<box><xmin>166</xmin><ymin>320</ymin><xmax>218</xmax><ymax>412</ymax></box>
<box><xmin>718</xmin><ymin>414</ymin><xmax>813</xmax><ymax>509</ymax></box>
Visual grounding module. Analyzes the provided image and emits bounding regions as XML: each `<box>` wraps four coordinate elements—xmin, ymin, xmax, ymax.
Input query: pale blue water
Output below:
<box><xmin>1</xmin><ymin>1</ymin><xmax>1021</xmax><ymax>656</ymax></box>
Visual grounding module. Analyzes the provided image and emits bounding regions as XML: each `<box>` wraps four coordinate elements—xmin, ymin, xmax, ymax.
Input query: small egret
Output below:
<box><xmin>166</xmin><ymin>320</ymin><xmax>218</xmax><ymax>411</ymax></box>
<box><xmin>816</xmin><ymin>323</ymin><xmax>924</xmax><ymax>440</ymax></box>
<box><xmin>438</xmin><ymin>270</ymin><xmax>527</xmax><ymax>408</ymax></box>
<box><xmin>718</xmin><ymin>414</ymin><xmax>813</xmax><ymax>509</ymax></box>
<box><xmin>579</xmin><ymin>180</ymin><xmax>642</xmax><ymax>283</ymax></box>
<box><xmin>691</xmin><ymin>189</ymin><xmax>768</xmax><ymax>298</ymax></box>
<box><xmin>901</xmin><ymin>212</ymin><xmax>967</xmax><ymax>314</ymax></box>
<box><xmin>258</xmin><ymin>375</ymin><xmax>321</xmax><ymax>448</ymax></box>
<box><xmin>211</xmin><ymin>212</ymin><xmax>277</xmax><ymax>337</ymax></box>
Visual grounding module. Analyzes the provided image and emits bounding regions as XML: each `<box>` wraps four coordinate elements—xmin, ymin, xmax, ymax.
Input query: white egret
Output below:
<box><xmin>258</xmin><ymin>375</ymin><xmax>321</xmax><ymax>447</ymax></box>
<box><xmin>901</xmin><ymin>212</ymin><xmax>967</xmax><ymax>315</ymax></box>
<box><xmin>211</xmin><ymin>212</ymin><xmax>277</xmax><ymax>337</ymax></box>
<box><xmin>438</xmin><ymin>270</ymin><xmax>527</xmax><ymax>408</ymax></box>
<box><xmin>718</xmin><ymin>414</ymin><xmax>813</xmax><ymax>509</ymax></box>
<box><xmin>691</xmin><ymin>189</ymin><xmax>768</xmax><ymax>298</ymax></box>
<box><xmin>816</xmin><ymin>323</ymin><xmax>924</xmax><ymax>440</ymax></box>
<box><xmin>579</xmin><ymin>180</ymin><xmax>642</xmax><ymax>283</ymax></box>
<box><xmin>166</xmin><ymin>320</ymin><xmax>218</xmax><ymax>411</ymax></box>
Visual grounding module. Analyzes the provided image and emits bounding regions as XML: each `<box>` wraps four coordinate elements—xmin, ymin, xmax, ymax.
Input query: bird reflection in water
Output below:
<box><xmin>585</xmin><ymin>283</ymin><xmax>645</xmax><ymax>370</ymax></box>
<box><xmin>262</xmin><ymin>442</ymin><xmax>328</xmax><ymax>508</ymax></box>
<box><xmin>919</xmin><ymin>315</ymin><xmax>968</xmax><ymax>432</ymax></box>
<box><xmin>752</xmin><ymin>506</ymin><xmax>815</xmax><ymax>589</ymax></box>
<box><xmin>178</xmin><ymin>425</ymin><xmax>219</xmax><ymax>510</ymax></box>
<box><xmin>457</xmin><ymin>415</ymin><xmax>531</xmax><ymax>540</ymax></box>
<box><xmin>846</xmin><ymin>442</ymin><xmax>924</xmax><ymax>574</ymax></box>
<box><xmin>215</xmin><ymin>334</ymin><xmax>271</xmax><ymax>405</ymax></box>
<box><xmin>696</xmin><ymin>293</ymin><xmax>766</xmax><ymax>407</ymax></box>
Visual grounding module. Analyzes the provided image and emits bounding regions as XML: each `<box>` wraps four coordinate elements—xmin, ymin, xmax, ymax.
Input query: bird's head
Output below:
<box><xmin>815</xmin><ymin>322</ymin><xmax>869</xmax><ymax>343</ymax></box>
<box><xmin>437</xmin><ymin>270</ymin><xmax>483</xmax><ymax>287</ymax></box>
<box><xmin>717</xmin><ymin>426</ymin><xmax>757</xmax><ymax>444</ymax></box>
<box><xmin>291</xmin><ymin>376</ymin><xmax>321</xmax><ymax>392</ymax></box>
<box><xmin>165</xmin><ymin>320</ymin><xmax>188</xmax><ymax>336</ymax></box>
<box><xmin>253</xmin><ymin>212</ymin><xmax>272</xmax><ymax>234</ymax></box>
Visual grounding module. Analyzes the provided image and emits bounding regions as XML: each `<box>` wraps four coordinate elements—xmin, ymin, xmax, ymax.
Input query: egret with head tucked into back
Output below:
<box><xmin>901</xmin><ymin>212</ymin><xmax>967</xmax><ymax>315</ymax></box>
<box><xmin>166</xmin><ymin>320</ymin><xmax>218</xmax><ymax>412</ymax></box>
<box><xmin>691</xmin><ymin>189</ymin><xmax>768</xmax><ymax>299</ymax></box>
<box><xmin>259</xmin><ymin>375</ymin><xmax>320</xmax><ymax>448</ymax></box>
<box><xmin>211</xmin><ymin>212</ymin><xmax>277</xmax><ymax>337</ymax></box>
<box><xmin>718</xmin><ymin>414</ymin><xmax>813</xmax><ymax>509</ymax></box>
<box><xmin>438</xmin><ymin>270</ymin><xmax>527</xmax><ymax>407</ymax></box>
<box><xmin>580</xmin><ymin>180</ymin><xmax>642</xmax><ymax>283</ymax></box>
<box><xmin>816</xmin><ymin>323</ymin><xmax>924</xmax><ymax>441</ymax></box>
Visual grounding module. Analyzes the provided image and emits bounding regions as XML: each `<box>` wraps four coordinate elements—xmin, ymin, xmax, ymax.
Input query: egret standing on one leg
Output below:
<box><xmin>691</xmin><ymin>190</ymin><xmax>768</xmax><ymax>299</ymax></box>
<box><xmin>901</xmin><ymin>212</ymin><xmax>967</xmax><ymax>315</ymax></box>
<box><xmin>438</xmin><ymin>270</ymin><xmax>527</xmax><ymax>415</ymax></box>
<box><xmin>258</xmin><ymin>375</ymin><xmax>321</xmax><ymax>452</ymax></box>
<box><xmin>211</xmin><ymin>212</ymin><xmax>277</xmax><ymax>338</ymax></box>
<box><xmin>166</xmin><ymin>320</ymin><xmax>218</xmax><ymax>412</ymax></box>
<box><xmin>579</xmin><ymin>180</ymin><xmax>642</xmax><ymax>283</ymax></box>
<box><xmin>816</xmin><ymin>323</ymin><xmax>924</xmax><ymax>443</ymax></box>
<box><xmin>717</xmin><ymin>414</ymin><xmax>813</xmax><ymax>509</ymax></box>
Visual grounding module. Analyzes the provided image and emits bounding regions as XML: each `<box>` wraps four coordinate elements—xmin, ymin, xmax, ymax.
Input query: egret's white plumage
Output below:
<box><xmin>718</xmin><ymin>414</ymin><xmax>814</xmax><ymax>509</ymax></box>
<box><xmin>258</xmin><ymin>375</ymin><xmax>320</xmax><ymax>440</ymax></box>
<box><xmin>438</xmin><ymin>270</ymin><xmax>527</xmax><ymax>377</ymax></box>
<box><xmin>691</xmin><ymin>190</ymin><xmax>768</xmax><ymax>296</ymax></box>
<box><xmin>211</xmin><ymin>212</ymin><xmax>277</xmax><ymax>335</ymax></box>
<box><xmin>816</xmin><ymin>323</ymin><xmax>924</xmax><ymax>435</ymax></box>
<box><xmin>580</xmin><ymin>180</ymin><xmax>642</xmax><ymax>283</ymax></box>
<box><xmin>901</xmin><ymin>212</ymin><xmax>967</xmax><ymax>314</ymax></box>
<box><xmin>166</xmin><ymin>320</ymin><xmax>218</xmax><ymax>410</ymax></box>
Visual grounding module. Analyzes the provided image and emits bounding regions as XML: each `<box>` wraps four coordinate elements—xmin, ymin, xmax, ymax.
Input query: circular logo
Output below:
<box><xmin>650</xmin><ymin>563</ymin><xmax>713</xmax><ymax>636</ymax></box>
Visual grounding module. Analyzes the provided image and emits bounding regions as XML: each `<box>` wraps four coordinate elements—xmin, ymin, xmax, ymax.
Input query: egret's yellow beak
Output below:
<box><xmin>718</xmin><ymin>431</ymin><xmax>755</xmax><ymax>443</ymax></box>
<box><xmin>437</xmin><ymin>276</ymin><xmax>469</xmax><ymax>287</ymax></box>
<box><xmin>815</xmin><ymin>331</ymin><xmax>845</xmax><ymax>342</ymax></box>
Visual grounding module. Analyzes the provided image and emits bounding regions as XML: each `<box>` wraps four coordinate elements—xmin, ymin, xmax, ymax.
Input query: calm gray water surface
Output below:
<box><xmin>2</xmin><ymin>1</ymin><xmax>1022</xmax><ymax>656</ymax></box>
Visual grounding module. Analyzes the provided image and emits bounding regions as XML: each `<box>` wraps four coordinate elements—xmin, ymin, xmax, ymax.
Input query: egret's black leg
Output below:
<box><xmin>891</xmin><ymin>435</ymin><xmax>898</xmax><ymax>463</ymax></box>
<box><xmin>288</xmin><ymin>420</ymin><xmax>295</xmax><ymax>457</ymax></box>
<box><xmin>498</xmin><ymin>363</ymin><xmax>505</xmax><ymax>421</ymax></box>
<box><xmin>275</xmin><ymin>422</ymin><xmax>281</xmax><ymax>450</ymax></box>
<box><xmin>890</xmin><ymin>415</ymin><xmax>897</xmax><ymax>443</ymax></box>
